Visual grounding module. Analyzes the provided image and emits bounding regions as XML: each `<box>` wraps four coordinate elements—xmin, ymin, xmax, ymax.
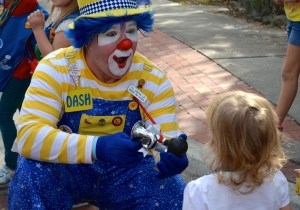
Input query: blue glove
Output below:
<box><xmin>156</xmin><ymin>151</ymin><xmax>189</xmax><ymax>179</ymax></box>
<box><xmin>96</xmin><ymin>132</ymin><xmax>143</xmax><ymax>168</ymax></box>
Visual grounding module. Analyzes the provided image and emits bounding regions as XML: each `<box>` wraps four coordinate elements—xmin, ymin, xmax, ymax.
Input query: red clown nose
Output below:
<box><xmin>117</xmin><ymin>38</ymin><xmax>133</xmax><ymax>50</ymax></box>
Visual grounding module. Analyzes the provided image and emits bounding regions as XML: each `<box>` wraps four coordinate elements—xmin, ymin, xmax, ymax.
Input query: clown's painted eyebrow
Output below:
<box><xmin>105</xmin><ymin>24</ymin><xmax>120</xmax><ymax>33</ymax></box>
<box><xmin>125</xmin><ymin>21</ymin><xmax>136</xmax><ymax>28</ymax></box>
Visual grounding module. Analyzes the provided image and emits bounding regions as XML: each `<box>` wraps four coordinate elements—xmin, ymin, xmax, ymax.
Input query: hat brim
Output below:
<box><xmin>68</xmin><ymin>8</ymin><xmax>152</xmax><ymax>29</ymax></box>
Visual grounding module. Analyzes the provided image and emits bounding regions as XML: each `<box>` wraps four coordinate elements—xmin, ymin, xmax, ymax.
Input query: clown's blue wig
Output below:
<box><xmin>65</xmin><ymin>11</ymin><xmax>155</xmax><ymax>48</ymax></box>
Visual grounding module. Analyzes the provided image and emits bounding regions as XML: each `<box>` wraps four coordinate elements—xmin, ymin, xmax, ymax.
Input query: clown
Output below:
<box><xmin>8</xmin><ymin>0</ymin><xmax>189</xmax><ymax>209</ymax></box>
<box><xmin>86</xmin><ymin>20</ymin><xmax>138</xmax><ymax>79</ymax></box>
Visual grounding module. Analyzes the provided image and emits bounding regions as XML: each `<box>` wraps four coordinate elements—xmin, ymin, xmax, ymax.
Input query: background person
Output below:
<box><xmin>0</xmin><ymin>0</ymin><xmax>48</xmax><ymax>189</ymax></box>
<box><xmin>183</xmin><ymin>91</ymin><xmax>292</xmax><ymax>210</ymax></box>
<box><xmin>274</xmin><ymin>0</ymin><xmax>300</xmax><ymax>130</ymax></box>
<box><xmin>27</xmin><ymin>0</ymin><xmax>79</xmax><ymax>61</ymax></box>
<box><xmin>8</xmin><ymin>0</ymin><xmax>189</xmax><ymax>209</ymax></box>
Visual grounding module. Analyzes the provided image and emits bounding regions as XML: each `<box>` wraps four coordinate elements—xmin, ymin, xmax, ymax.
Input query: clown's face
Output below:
<box><xmin>85</xmin><ymin>20</ymin><xmax>138</xmax><ymax>83</ymax></box>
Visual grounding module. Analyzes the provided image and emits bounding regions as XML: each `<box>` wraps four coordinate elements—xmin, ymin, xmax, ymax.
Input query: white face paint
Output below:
<box><xmin>97</xmin><ymin>21</ymin><xmax>138</xmax><ymax>46</ymax></box>
<box><xmin>108</xmin><ymin>49</ymin><xmax>133</xmax><ymax>76</ymax></box>
<box><xmin>97</xmin><ymin>24</ymin><xmax>121</xmax><ymax>46</ymax></box>
<box><xmin>125</xmin><ymin>20</ymin><xmax>138</xmax><ymax>42</ymax></box>
<box><xmin>96</xmin><ymin>21</ymin><xmax>138</xmax><ymax>77</ymax></box>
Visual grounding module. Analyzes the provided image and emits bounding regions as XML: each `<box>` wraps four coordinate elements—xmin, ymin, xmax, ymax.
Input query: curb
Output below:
<box><xmin>282</xmin><ymin>141</ymin><xmax>300</xmax><ymax>165</ymax></box>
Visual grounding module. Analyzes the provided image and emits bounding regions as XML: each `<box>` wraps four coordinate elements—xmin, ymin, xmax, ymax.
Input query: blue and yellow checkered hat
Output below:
<box><xmin>69</xmin><ymin>0</ymin><xmax>152</xmax><ymax>29</ymax></box>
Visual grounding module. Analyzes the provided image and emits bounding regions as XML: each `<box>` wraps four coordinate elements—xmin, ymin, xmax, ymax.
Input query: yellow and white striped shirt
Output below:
<box><xmin>16</xmin><ymin>46</ymin><xmax>180</xmax><ymax>164</ymax></box>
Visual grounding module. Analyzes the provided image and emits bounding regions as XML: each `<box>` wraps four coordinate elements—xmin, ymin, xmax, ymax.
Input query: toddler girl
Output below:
<box><xmin>183</xmin><ymin>91</ymin><xmax>292</xmax><ymax>210</ymax></box>
<box><xmin>27</xmin><ymin>0</ymin><xmax>79</xmax><ymax>60</ymax></box>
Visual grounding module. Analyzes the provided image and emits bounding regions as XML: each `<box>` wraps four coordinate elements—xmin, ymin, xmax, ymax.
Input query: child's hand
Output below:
<box><xmin>27</xmin><ymin>9</ymin><xmax>45</xmax><ymax>31</ymax></box>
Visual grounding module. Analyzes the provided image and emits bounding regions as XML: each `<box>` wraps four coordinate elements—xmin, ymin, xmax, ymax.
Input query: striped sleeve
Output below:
<box><xmin>16</xmin><ymin>50</ymin><xmax>95</xmax><ymax>164</ymax></box>
<box><xmin>135</xmin><ymin>53</ymin><xmax>181</xmax><ymax>139</ymax></box>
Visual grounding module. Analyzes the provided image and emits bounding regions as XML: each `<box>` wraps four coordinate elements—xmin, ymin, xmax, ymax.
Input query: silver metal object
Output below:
<box><xmin>131</xmin><ymin>121</ymin><xmax>157</xmax><ymax>149</ymax></box>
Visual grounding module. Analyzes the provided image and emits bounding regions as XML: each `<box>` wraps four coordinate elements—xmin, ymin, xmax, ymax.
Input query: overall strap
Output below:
<box><xmin>64</xmin><ymin>47</ymin><xmax>80</xmax><ymax>88</ymax></box>
<box><xmin>137</xmin><ymin>59</ymin><xmax>153</xmax><ymax>89</ymax></box>
<box><xmin>122</xmin><ymin>58</ymin><xmax>153</xmax><ymax>100</ymax></box>
<box><xmin>140</xmin><ymin>63</ymin><xmax>152</xmax><ymax>83</ymax></box>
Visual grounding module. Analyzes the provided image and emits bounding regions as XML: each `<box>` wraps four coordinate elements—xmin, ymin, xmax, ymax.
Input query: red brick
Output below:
<box><xmin>190</xmin><ymin>132</ymin><xmax>210</xmax><ymax>144</ymax></box>
<box><xmin>0</xmin><ymin>194</ymin><xmax>8</xmax><ymax>209</ymax></box>
<box><xmin>137</xmin><ymin>29</ymin><xmax>300</xmax><ymax>149</ymax></box>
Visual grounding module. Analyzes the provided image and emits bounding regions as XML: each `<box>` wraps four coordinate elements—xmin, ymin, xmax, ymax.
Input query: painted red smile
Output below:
<box><xmin>113</xmin><ymin>55</ymin><xmax>130</xmax><ymax>68</ymax></box>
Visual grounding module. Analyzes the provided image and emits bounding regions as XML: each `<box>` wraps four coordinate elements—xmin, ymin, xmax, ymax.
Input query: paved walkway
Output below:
<box><xmin>138</xmin><ymin>29</ymin><xmax>300</xmax><ymax>143</ymax></box>
<box><xmin>138</xmin><ymin>28</ymin><xmax>300</xmax><ymax>207</ymax></box>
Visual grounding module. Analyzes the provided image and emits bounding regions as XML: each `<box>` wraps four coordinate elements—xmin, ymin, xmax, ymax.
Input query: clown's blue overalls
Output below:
<box><xmin>8</xmin><ymin>58</ymin><xmax>186</xmax><ymax>210</ymax></box>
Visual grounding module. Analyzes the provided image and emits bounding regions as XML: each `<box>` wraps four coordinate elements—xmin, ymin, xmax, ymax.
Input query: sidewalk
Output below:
<box><xmin>1</xmin><ymin>0</ymin><xmax>300</xmax><ymax>209</ymax></box>
<box><xmin>138</xmin><ymin>28</ymin><xmax>300</xmax><ymax>208</ymax></box>
<box><xmin>152</xmin><ymin>0</ymin><xmax>300</xmax><ymax>125</ymax></box>
<box><xmin>139</xmin><ymin>0</ymin><xmax>300</xmax><ymax>205</ymax></box>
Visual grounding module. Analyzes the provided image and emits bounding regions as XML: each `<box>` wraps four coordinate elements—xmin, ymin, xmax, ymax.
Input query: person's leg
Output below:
<box><xmin>276</xmin><ymin>20</ymin><xmax>300</xmax><ymax>125</ymax></box>
<box><xmin>0</xmin><ymin>77</ymin><xmax>31</xmax><ymax>187</ymax></box>
<box><xmin>8</xmin><ymin>157</ymin><xmax>85</xmax><ymax>209</ymax></box>
<box><xmin>93</xmin><ymin>155</ymin><xmax>186</xmax><ymax>209</ymax></box>
<box><xmin>0</xmin><ymin>77</ymin><xmax>31</xmax><ymax>169</ymax></box>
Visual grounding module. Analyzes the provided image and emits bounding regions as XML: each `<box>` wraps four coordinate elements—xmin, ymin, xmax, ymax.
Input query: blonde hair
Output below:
<box><xmin>49</xmin><ymin>0</ymin><xmax>79</xmax><ymax>27</ymax></box>
<box><xmin>205</xmin><ymin>91</ymin><xmax>286</xmax><ymax>194</ymax></box>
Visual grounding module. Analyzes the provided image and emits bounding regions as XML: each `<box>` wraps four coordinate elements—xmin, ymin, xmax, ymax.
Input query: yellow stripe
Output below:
<box><xmin>18</xmin><ymin>103</ymin><xmax>58</xmax><ymax>126</ymax></box>
<box><xmin>37</xmin><ymin>71</ymin><xmax>61</xmax><ymax>88</ymax></box>
<box><xmin>26</xmin><ymin>87</ymin><xmax>61</xmax><ymax>103</ymax></box>
<box><xmin>148</xmin><ymin>105</ymin><xmax>176</xmax><ymax>118</ymax></box>
<box><xmin>161</xmin><ymin>122</ymin><xmax>180</xmax><ymax>134</ymax></box>
<box><xmin>91</xmin><ymin>88</ymin><xmax>128</xmax><ymax>100</ymax></box>
<box><xmin>78</xmin><ymin>0</ymin><xmax>97</xmax><ymax>8</ymax></box>
<box><xmin>152</xmin><ymin>87</ymin><xmax>174</xmax><ymax>103</ymax></box>
<box><xmin>57</xmin><ymin>136</ymin><xmax>69</xmax><ymax>163</ymax></box>
<box><xmin>69</xmin><ymin>8</ymin><xmax>152</xmax><ymax>29</ymax></box>
<box><xmin>146</xmin><ymin>75</ymin><xmax>165</xmax><ymax>85</ymax></box>
<box><xmin>39</xmin><ymin>130</ymin><xmax>58</xmax><ymax>160</ymax></box>
<box><xmin>23</xmin><ymin>100</ymin><xmax>60</xmax><ymax>123</ymax></box>
<box><xmin>61</xmin><ymin>81</ymin><xmax>76</xmax><ymax>92</ymax></box>
<box><xmin>18</xmin><ymin>123</ymin><xmax>42</xmax><ymax>157</ymax></box>
<box><xmin>77</xmin><ymin>136</ymin><xmax>87</xmax><ymax>163</ymax></box>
